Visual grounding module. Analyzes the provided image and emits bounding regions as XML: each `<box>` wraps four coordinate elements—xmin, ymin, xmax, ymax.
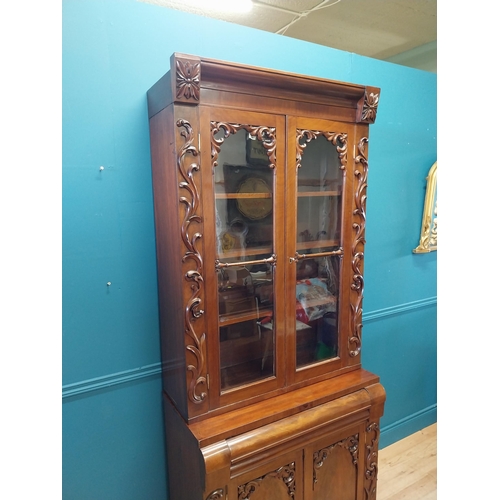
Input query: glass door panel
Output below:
<box><xmin>212</xmin><ymin>124</ymin><xmax>277</xmax><ymax>391</ymax></box>
<box><xmin>294</xmin><ymin>132</ymin><xmax>345</xmax><ymax>369</ymax></box>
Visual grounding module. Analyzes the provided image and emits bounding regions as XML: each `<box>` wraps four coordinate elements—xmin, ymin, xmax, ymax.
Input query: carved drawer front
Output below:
<box><xmin>228</xmin><ymin>451</ymin><xmax>303</xmax><ymax>500</ymax></box>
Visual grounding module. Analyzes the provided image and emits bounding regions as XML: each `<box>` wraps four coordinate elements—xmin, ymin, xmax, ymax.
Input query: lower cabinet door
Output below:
<box><xmin>305</xmin><ymin>424</ymin><xmax>364</xmax><ymax>500</ymax></box>
<box><xmin>228</xmin><ymin>451</ymin><xmax>303</xmax><ymax>500</ymax></box>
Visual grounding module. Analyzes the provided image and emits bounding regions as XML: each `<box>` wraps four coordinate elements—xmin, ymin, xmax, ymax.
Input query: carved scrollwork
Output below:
<box><xmin>177</xmin><ymin>119</ymin><xmax>207</xmax><ymax>404</ymax></box>
<box><xmin>238</xmin><ymin>462</ymin><xmax>296</xmax><ymax>499</ymax></box>
<box><xmin>175</xmin><ymin>58</ymin><xmax>200</xmax><ymax>101</ymax></box>
<box><xmin>361</xmin><ymin>92</ymin><xmax>379</xmax><ymax>123</ymax></box>
<box><xmin>211</xmin><ymin>122</ymin><xmax>277</xmax><ymax>169</ymax></box>
<box><xmin>364</xmin><ymin>422</ymin><xmax>380</xmax><ymax>500</ymax></box>
<box><xmin>349</xmin><ymin>137</ymin><xmax>369</xmax><ymax>357</ymax></box>
<box><xmin>313</xmin><ymin>434</ymin><xmax>359</xmax><ymax>487</ymax></box>
<box><xmin>296</xmin><ymin>129</ymin><xmax>348</xmax><ymax>170</ymax></box>
<box><xmin>206</xmin><ymin>488</ymin><xmax>225</xmax><ymax>500</ymax></box>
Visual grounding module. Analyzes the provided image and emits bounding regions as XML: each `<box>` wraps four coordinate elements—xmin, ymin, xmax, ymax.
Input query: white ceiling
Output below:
<box><xmin>140</xmin><ymin>0</ymin><xmax>437</xmax><ymax>72</ymax></box>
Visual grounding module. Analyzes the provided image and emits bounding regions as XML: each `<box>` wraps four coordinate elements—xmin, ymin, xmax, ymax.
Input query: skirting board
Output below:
<box><xmin>379</xmin><ymin>404</ymin><xmax>437</xmax><ymax>449</ymax></box>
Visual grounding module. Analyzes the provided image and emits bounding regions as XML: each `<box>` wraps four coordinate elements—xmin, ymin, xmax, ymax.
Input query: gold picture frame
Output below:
<box><xmin>413</xmin><ymin>161</ymin><xmax>437</xmax><ymax>253</ymax></box>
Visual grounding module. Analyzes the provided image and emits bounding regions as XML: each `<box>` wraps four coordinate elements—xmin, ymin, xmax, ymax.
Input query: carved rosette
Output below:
<box><xmin>206</xmin><ymin>488</ymin><xmax>225</xmax><ymax>500</ymax></box>
<box><xmin>349</xmin><ymin>137</ymin><xmax>369</xmax><ymax>357</ymax></box>
<box><xmin>175</xmin><ymin>58</ymin><xmax>200</xmax><ymax>102</ymax></box>
<box><xmin>360</xmin><ymin>91</ymin><xmax>379</xmax><ymax>123</ymax></box>
<box><xmin>296</xmin><ymin>129</ymin><xmax>348</xmax><ymax>170</ymax></box>
<box><xmin>364</xmin><ymin>422</ymin><xmax>380</xmax><ymax>500</ymax></box>
<box><xmin>177</xmin><ymin>119</ymin><xmax>207</xmax><ymax>404</ymax></box>
<box><xmin>313</xmin><ymin>434</ymin><xmax>359</xmax><ymax>488</ymax></box>
<box><xmin>238</xmin><ymin>462</ymin><xmax>296</xmax><ymax>499</ymax></box>
<box><xmin>211</xmin><ymin>122</ymin><xmax>277</xmax><ymax>169</ymax></box>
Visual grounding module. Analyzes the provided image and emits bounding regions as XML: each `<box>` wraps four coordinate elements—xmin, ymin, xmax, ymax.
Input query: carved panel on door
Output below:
<box><xmin>237</xmin><ymin>462</ymin><xmax>296</xmax><ymax>500</ymax></box>
<box><xmin>206</xmin><ymin>489</ymin><xmax>225</xmax><ymax>500</ymax></box>
<box><xmin>312</xmin><ymin>434</ymin><xmax>359</xmax><ymax>500</ymax></box>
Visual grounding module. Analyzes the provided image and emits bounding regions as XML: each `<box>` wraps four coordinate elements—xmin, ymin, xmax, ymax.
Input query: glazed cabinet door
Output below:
<box><xmin>285</xmin><ymin>117</ymin><xmax>358</xmax><ymax>385</ymax></box>
<box><xmin>200</xmin><ymin>107</ymin><xmax>286</xmax><ymax>409</ymax></box>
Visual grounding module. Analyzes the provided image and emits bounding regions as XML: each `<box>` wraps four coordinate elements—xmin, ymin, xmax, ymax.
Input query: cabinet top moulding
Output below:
<box><xmin>147</xmin><ymin>53</ymin><xmax>381</xmax><ymax>124</ymax></box>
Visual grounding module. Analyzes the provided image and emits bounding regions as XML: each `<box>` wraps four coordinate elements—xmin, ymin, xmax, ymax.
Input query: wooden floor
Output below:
<box><xmin>377</xmin><ymin>423</ymin><xmax>437</xmax><ymax>500</ymax></box>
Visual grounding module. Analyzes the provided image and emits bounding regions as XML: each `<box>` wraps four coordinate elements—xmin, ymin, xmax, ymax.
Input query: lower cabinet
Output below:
<box><xmin>164</xmin><ymin>372</ymin><xmax>385</xmax><ymax>500</ymax></box>
<box><xmin>218</xmin><ymin>433</ymin><xmax>363</xmax><ymax>500</ymax></box>
<box><xmin>208</xmin><ymin>425</ymin><xmax>380</xmax><ymax>500</ymax></box>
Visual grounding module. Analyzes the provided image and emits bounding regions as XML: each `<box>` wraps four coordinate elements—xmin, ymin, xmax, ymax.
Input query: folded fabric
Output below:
<box><xmin>296</xmin><ymin>278</ymin><xmax>336</xmax><ymax>323</ymax></box>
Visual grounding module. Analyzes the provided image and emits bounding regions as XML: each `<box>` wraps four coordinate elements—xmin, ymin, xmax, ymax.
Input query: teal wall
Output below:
<box><xmin>62</xmin><ymin>1</ymin><xmax>437</xmax><ymax>498</ymax></box>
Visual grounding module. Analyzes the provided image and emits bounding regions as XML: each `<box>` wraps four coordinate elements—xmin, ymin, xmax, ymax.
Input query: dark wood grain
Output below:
<box><xmin>189</xmin><ymin>369</ymin><xmax>379</xmax><ymax>447</ymax></box>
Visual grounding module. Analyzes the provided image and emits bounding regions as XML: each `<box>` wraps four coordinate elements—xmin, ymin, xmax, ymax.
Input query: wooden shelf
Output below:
<box><xmin>297</xmin><ymin>190</ymin><xmax>341</xmax><ymax>197</ymax></box>
<box><xmin>215</xmin><ymin>190</ymin><xmax>338</xmax><ymax>199</ymax></box>
<box><xmin>298</xmin><ymin>179</ymin><xmax>337</xmax><ymax>187</ymax></box>
<box><xmin>219</xmin><ymin>306</ymin><xmax>272</xmax><ymax>327</ymax></box>
<box><xmin>221</xmin><ymin>359</ymin><xmax>274</xmax><ymax>391</ymax></box>
<box><xmin>216</xmin><ymin>192</ymin><xmax>272</xmax><ymax>199</ymax></box>
<box><xmin>217</xmin><ymin>246</ymin><xmax>273</xmax><ymax>260</ymax></box>
<box><xmin>296</xmin><ymin>239</ymin><xmax>340</xmax><ymax>251</ymax></box>
<box><xmin>217</xmin><ymin>240</ymin><xmax>341</xmax><ymax>260</ymax></box>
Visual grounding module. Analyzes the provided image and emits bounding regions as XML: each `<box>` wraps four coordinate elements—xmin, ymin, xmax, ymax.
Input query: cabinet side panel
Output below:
<box><xmin>149</xmin><ymin>107</ymin><xmax>188</xmax><ymax>417</ymax></box>
<box><xmin>163</xmin><ymin>393</ymin><xmax>206</xmax><ymax>500</ymax></box>
<box><xmin>363</xmin><ymin>383</ymin><xmax>385</xmax><ymax>500</ymax></box>
<box><xmin>147</xmin><ymin>70</ymin><xmax>173</xmax><ymax>119</ymax></box>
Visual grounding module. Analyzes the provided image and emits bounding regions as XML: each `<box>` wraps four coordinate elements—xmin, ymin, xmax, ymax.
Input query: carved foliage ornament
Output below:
<box><xmin>296</xmin><ymin>129</ymin><xmax>348</xmax><ymax>170</ymax></box>
<box><xmin>211</xmin><ymin>121</ymin><xmax>277</xmax><ymax>169</ymax></box>
<box><xmin>176</xmin><ymin>59</ymin><xmax>201</xmax><ymax>101</ymax></box>
<box><xmin>238</xmin><ymin>462</ymin><xmax>296</xmax><ymax>499</ymax></box>
<box><xmin>361</xmin><ymin>92</ymin><xmax>379</xmax><ymax>123</ymax></box>
<box><xmin>206</xmin><ymin>489</ymin><xmax>225</xmax><ymax>500</ymax></box>
<box><xmin>177</xmin><ymin>119</ymin><xmax>207</xmax><ymax>404</ymax></box>
<box><xmin>350</xmin><ymin>137</ymin><xmax>369</xmax><ymax>357</ymax></box>
<box><xmin>364</xmin><ymin>422</ymin><xmax>380</xmax><ymax>500</ymax></box>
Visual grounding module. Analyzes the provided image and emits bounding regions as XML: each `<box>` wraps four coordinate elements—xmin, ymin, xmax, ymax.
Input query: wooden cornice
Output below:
<box><xmin>147</xmin><ymin>53</ymin><xmax>380</xmax><ymax>124</ymax></box>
